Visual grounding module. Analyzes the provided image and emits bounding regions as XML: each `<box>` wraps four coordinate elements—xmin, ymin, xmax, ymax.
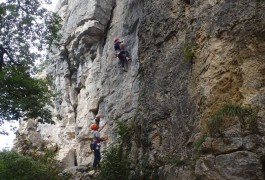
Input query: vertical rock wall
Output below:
<box><xmin>135</xmin><ymin>0</ymin><xmax>265</xmax><ymax>179</ymax></box>
<box><xmin>38</xmin><ymin>0</ymin><xmax>142</xmax><ymax>168</ymax></box>
<box><xmin>16</xmin><ymin>0</ymin><xmax>265</xmax><ymax>179</ymax></box>
<box><xmin>190</xmin><ymin>1</ymin><xmax>265</xmax><ymax>180</ymax></box>
<box><xmin>134</xmin><ymin>0</ymin><xmax>198</xmax><ymax>179</ymax></box>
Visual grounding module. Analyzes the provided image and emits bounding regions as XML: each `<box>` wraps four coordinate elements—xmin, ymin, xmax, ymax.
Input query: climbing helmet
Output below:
<box><xmin>90</xmin><ymin>123</ymin><xmax>98</xmax><ymax>130</ymax></box>
<box><xmin>114</xmin><ymin>37</ymin><xmax>119</xmax><ymax>43</ymax></box>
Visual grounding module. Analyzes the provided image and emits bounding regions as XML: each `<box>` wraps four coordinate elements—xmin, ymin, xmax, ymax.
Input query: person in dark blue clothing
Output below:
<box><xmin>90</xmin><ymin>123</ymin><xmax>107</xmax><ymax>168</ymax></box>
<box><xmin>114</xmin><ymin>37</ymin><xmax>122</xmax><ymax>51</ymax></box>
<box><xmin>117</xmin><ymin>42</ymin><xmax>131</xmax><ymax>72</ymax></box>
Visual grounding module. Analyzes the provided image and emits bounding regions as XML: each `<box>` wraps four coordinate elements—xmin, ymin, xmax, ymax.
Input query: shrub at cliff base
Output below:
<box><xmin>97</xmin><ymin>143</ymin><xmax>129</xmax><ymax>180</ymax></box>
<box><xmin>97</xmin><ymin>119</ymin><xmax>132</xmax><ymax>180</ymax></box>
<box><xmin>0</xmin><ymin>150</ymin><xmax>61</xmax><ymax>180</ymax></box>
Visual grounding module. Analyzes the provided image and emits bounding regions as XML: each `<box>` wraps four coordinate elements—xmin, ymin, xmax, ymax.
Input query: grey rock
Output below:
<box><xmin>211</xmin><ymin>137</ymin><xmax>243</xmax><ymax>155</ymax></box>
<box><xmin>15</xmin><ymin>0</ymin><xmax>265</xmax><ymax>179</ymax></box>
<box><xmin>196</xmin><ymin>152</ymin><xmax>264</xmax><ymax>180</ymax></box>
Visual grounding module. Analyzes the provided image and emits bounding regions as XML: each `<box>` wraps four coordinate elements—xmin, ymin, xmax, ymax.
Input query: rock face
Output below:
<box><xmin>16</xmin><ymin>0</ymin><xmax>265</xmax><ymax>179</ymax></box>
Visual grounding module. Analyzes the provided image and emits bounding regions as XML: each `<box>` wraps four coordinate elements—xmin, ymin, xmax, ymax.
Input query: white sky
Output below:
<box><xmin>0</xmin><ymin>0</ymin><xmax>58</xmax><ymax>11</ymax></box>
<box><xmin>42</xmin><ymin>0</ymin><xmax>58</xmax><ymax>11</ymax></box>
<box><xmin>0</xmin><ymin>121</ymin><xmax>19</xmax><ymax>150</ymax></box>
<box><xmin>0</xmin><ymin>0</ymin><xmax>58</xmax><ymax>151</ymax></box>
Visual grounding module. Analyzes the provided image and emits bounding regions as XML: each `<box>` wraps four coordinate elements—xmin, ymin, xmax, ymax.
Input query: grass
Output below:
<box><xmin>192</xmin><ymin>134</ymin><xmax>207</xmax><ymax>161</ymax></box>
<box><xmin>206</xmin><ymin>104</ymin><xmax>259</xmax><ymax>137</ymax></box>
<box><xmin>180</xmin><ymin>42</ymin><xmax>195</xmax><ymax>60</ymax></box>
<box><xmin>169</xmin><ymin>156</ymin><xmax>186</xmax><ymax>166</ymax></box>
<box><xmin>237</xmin><ymin>56</ymin><xmax>248</xmax><ymax>65</ymax></box>
<box><xmin>193</xmin><ymin>134</ymin><xmax>207</xmax><ymax>151</ymax></box>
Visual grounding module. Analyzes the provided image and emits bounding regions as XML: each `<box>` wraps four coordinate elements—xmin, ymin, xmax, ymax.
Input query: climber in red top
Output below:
<box><xmin>113</xmin><ymin>37</ymin><xmax>123</xmax><ymax>58</ymax></box>
<box><xmin>113</xmin><ymin>37</ymin><xmax>131</xmax><ymax>72</ymax></box>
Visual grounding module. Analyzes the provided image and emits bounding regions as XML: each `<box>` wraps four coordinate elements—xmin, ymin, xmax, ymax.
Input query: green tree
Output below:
<box><xmin>0</xmin><ymin>150</ymin><xmax>62</xmax><ymax>180</ymax></box>
<box><xmin>0</xmin><ymin>0</ymin><xmax>61</xmax><ymax>126</ymax></box>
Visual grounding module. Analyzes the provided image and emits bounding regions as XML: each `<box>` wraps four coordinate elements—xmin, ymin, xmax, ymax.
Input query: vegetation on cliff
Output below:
<box><xmin>98</xmin><ymin>119</ymin><xmax>133</xmax><ymax>180</ymax></box>
<box><xmin>206</xmin><ymin>104</ymin><xmax>259</xmax><ymax>137</ymax></box>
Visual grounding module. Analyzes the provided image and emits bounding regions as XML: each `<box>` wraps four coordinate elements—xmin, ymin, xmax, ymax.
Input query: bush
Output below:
<box><xmin>0</xmin><ymin>150</ymin><xmax>61</xmax><ymax>180</ymax></box>
<box><xmin>31</xmin><ymin>149</ymin><xmax>59</xmax><ymax>178</ymax></box>
<box><xmin>97</xmin><ymin>144</ymin><xmax>129</xmax><ymax>180</ymax></box>
<box><xmin>114</xmin><ymin>119</ymin><xmax>133</xmax><ymax>150</ymax></box>
<box><xmin>97</xmin><ymin>119</ymin><xmax>132</xmax><ymax>180</ymax></box>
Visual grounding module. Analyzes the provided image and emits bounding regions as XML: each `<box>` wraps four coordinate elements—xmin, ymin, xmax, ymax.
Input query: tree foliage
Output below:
<box><xmin>0</xmin><ymin>66</ymin><xmax>52</xmax><ymax>123</ymax></box>
<box><xmin>0</xmin><ymin>0</ymin><xmax>61</xmax><ymax>124</ymax></box>
<box><xmin>0</xmin><ymin>150</ymin><xmax>62</xmax><ymax>180</ymax></box>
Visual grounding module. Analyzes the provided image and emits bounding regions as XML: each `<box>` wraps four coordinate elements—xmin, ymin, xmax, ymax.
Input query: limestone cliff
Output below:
<box><xmin>15</xmin><ymin>0</ymin><xmax>265</xmax><ymax>179</ymax></box>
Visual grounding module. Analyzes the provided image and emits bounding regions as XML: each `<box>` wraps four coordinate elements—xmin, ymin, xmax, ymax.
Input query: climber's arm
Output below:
<box><xmin>98</xmin><ymin>121</ymin><xmax>108</xmax><ymax>132</ymax></box>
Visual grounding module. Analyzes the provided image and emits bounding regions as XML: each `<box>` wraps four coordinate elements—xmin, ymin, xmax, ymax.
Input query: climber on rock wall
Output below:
<box><xmin>117</xmin><ymin>42</ymin><xmax>131</xmax><ymax>72</ymax></box>
<box><xmin>113</xmin><ymin>37</ymin><xmax>131</xmax><ymax>72</ymax></box>
<box><xmin>113</xmin><ymin>37</ymin><xmax>123</xmax><ymax>58</ymax></box>
<box><xmin>90</xmin><ymin>122</ymin><xmax>108</xmax><ymax>168</ymax></box>
<box><xmin>95</xmin><ymin>114</ymin><xmax>101</xmax><ymax>127</ymax></box>
<box><xmin>94</xmin><ymin>114</ymin><xmax>108</xmax><ymax>132</ymax></box>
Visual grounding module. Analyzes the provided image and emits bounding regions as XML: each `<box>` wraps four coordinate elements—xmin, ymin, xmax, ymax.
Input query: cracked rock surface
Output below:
<box><xmin>15</xmin><ymin>0</ymin><xmax>265</xmax><ymax>179</ymax></box>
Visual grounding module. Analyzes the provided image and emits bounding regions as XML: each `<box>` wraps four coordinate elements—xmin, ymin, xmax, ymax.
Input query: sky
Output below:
<box><xmin>0</xmin><ymin>0</ymin><xmax>58</xmax><ymax>11</ymax></box>
<box><xmin>0</xmin><ymin>121</ymin><xmax>19</xmax><ymax>150</ymax></box>
<box><xmin>42</xmin><ymin>0</ymin><xmax>58</xmax><ymax>11</ymax></box>
<box><xmin>0</xmin><ymin>0</ymin><xmax>58</xmax><ymax>151</ymax></box>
